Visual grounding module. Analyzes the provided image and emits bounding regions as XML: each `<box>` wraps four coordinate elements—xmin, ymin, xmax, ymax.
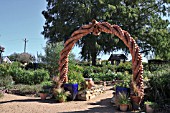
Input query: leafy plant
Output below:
<box><xmin>144</xmin><ymin>101</ymin><xmax>157</xmax><ymax>108</ymax></box>
<box><xmin>53</xmin><ymin>87</ymin><xmax>70</xmax><ymax>102</ymax></box>
<box><xmin>131</xmin><ymin>81</ymin><xmax>140</xmax><ymax>96</ymax></box>
<box><xmin>118</xmin><ymin>92</ymin><xmax>130</xmax><ymax>105</ymax></box>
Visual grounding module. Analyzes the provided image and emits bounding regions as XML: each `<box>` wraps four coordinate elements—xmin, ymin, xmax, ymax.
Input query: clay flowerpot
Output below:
<box><xmin>39</xmin><ymin>93</ymin><xmax>47</xmax><ymax>100</ymax></box>
<box><xmin>145</xmin><ymin>104</ymin><xmax>154</xmax><ymax>113</ymax></box>
<box><xmin>58</xmin><ymin>98</ymin><xmax>65</xmax><ymax>103</ymax></box>
<box><xmin>120</xmin><ymin>104</ymin><xmax>128</xmax><ymax>111</ymax></box>
<box><xmin>131</xmin><ymin>96</ymin><xmax>141</xmax><ymax>110</ymax></box>
<box><xmin>131</xmin><ymin>96</ymin><xmax>141</xmax><ymax>104</ymax></box>
<box><xmin>145</xmin><ymin>101</ymin><xmax>155</xmax><ymax>113</ymax></box>
<box><xmin>85</xmin><ymin>78</ymin><xmax>94</xmax><ymax>89</ymax></box>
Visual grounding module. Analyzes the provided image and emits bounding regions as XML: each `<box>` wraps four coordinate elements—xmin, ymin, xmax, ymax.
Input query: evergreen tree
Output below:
<box><xmin>42</xmin><ymin>0</ymin><xmax>170</xmax><ymax>65</ymax></box>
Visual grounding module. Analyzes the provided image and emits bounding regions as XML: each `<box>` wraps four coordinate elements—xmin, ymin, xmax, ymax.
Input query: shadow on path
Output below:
<box><xmin>0</xmin><ymin>98</ymin><xmax>57</xmax><ymax>104</ymax></box>
<box><xmin>61</xmin><ymin>97</ymin><xmax>119</xmax><ymax>113</ymax></box>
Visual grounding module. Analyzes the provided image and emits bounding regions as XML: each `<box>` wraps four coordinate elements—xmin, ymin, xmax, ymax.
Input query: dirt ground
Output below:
<box><xmin>0</xmin><ymin>86</ymin><xmax>127</xmax><ymax>113</ymax></box>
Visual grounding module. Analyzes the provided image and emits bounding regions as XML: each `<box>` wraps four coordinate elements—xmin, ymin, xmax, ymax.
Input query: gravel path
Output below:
<box><xmin>0</xmin><ymin>86</ymin><xmax>123</xmax><ymax>113</ymax></box>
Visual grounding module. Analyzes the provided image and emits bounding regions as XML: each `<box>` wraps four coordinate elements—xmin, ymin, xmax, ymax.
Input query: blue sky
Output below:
<box><xmin>0</xmin><ymin>0</ymin><xmax>46</xmax><ymax>57</ymax></box>
<box><xmin>0</xmin><ymin>0</ymin><xmax>110</xmax><ymax>60</ymax></box>
<box><xmin>0</xmin><ymin>1</ymin><xmax>169</xmax><ymax>62</ymax></box>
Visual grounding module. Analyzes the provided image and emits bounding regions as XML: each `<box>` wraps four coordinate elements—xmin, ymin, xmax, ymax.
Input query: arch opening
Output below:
<box><xmin>59</xmin><ymin>19</ymin><xmax>144</xmax><ymax>99</ymax></box>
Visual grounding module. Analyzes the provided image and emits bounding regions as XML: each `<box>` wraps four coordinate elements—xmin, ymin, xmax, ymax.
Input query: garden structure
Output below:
<box><xmin>58</xmin><ymin>20</ymin><xmax>144</xmax><ymax>106</ymax></box>
<box><xmin>148</xmin><ymin>59</ymin><xmax>170</xmax><ymax>71</ymax></box>
<box><xmin>108</xmin><ymin>54</ymin><xmax>128</xmax><ymax>65</ymax></box>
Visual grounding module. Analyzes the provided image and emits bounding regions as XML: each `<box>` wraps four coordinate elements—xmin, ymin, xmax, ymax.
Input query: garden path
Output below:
<box><xmin>0</xmin><ymin>86</ymin><xmax>128</xmax><ymax>113</ymax></box>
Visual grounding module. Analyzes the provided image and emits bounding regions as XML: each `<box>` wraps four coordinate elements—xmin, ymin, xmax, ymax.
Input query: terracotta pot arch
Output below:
<box><xmin>58</xmin><ymin>20</ymin><xmax>144</xmax><ymax>99</ymax></box>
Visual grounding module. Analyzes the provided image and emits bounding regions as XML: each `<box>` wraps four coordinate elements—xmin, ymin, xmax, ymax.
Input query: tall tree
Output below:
<box><xmin>8</xmin><ymin>52</ymin><xmax>34</xmax><ymax>63</ymax></box>
<box><xmin>38</xmin><ymin>42</ymin><xmax>63</xmax><ymax>76</ymax></box>
<box><xmin>42</xmin><ymin>0</ymin><xmax>170</xmax><ymax>65</ymax></box>
<box><xmin>39</xmin><ymin>42</ymin><xmax>75</xmax><ymax>76</ymax></box>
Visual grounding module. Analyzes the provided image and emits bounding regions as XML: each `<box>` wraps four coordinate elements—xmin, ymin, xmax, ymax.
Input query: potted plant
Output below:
<box><xmin>130</xmin><ymin>81</ymin><xmax>141</xmax><ymax>110</ymax></box>
<box><xmin>53</xmin><ymin>87</ymin><xmax>70</xmax><ymax>103</ymax></box>
<box><xmin>39</xmin><ymin>89</ymin><xmax>49</xmax><ymax>100</ymax></box>
<box><xmin>144</xmin><ymin>101</ymin><xmax>156</xmax><ymax>113</ymax></box>
<box><xmin>117</xmin><ymin>92</ymin><xmax>130</xmax><ymax>111</ymax></box>
<box><xmin>84</xmin><ymin>78</ymin><xmax>94</xmax><ymax>89</ymax></box>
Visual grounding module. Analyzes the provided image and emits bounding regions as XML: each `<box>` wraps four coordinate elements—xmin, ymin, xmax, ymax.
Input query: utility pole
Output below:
<box><xmin>23</xmin><ymin>38</ymin><xmax>28</xmax><ymax>53</ymax></box>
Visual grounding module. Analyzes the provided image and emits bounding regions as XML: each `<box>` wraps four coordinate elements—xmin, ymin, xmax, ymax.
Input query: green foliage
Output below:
<box><xmin>144</xmin><ymin>101</ymin><xmax>157</xmax><ymax>108</ymax></box>
<box><xmin>0</xmin><ymin>63</ymin><xmax>10</xmax><ymax>76</ymax></box>
<box><xmin>118</xmin><ymin>92</ymin><xmax>130</xmax><ymax>105</ymax></box>
<box><xmin>38</xmin><ymin>42</ymin><xmax>76</xmax><ymax>76</ymax></box>
<box><xmin>0</xmin><ymin>64</ymin><xmax>14</xmax><ymax>88</ymax></box>
<box><xmin>36</xmin><ymin>63</ymin><xmax>47</xmax><ymax>69</ymax></box>
<box><xmin>42</xmin><ymin>0</ymin><xmax>170</xmax><ymax>65</ymax></box>
<box><xmin>10</xmin><ymin>69</ymin><xmax>50</xmax><ymax>85</ymax></box>
<box><xmin>39</xmin><ymin>88</ymin><xmax>50</xmax><ymax>94</ymax></box>
<box><xmin>0</xmin><ymin>62</ymin><xmax>50</xmax><ymax>85</ymax></box>
<box><xmin>82</xmin><ymin>64</ymin><xmax>115</xmax><ymax>78</ymax></box>
<box><xmin>142</xmin><ymin>62</ymin><xmax>149</xmax><ymax>71</ymax></box>
<box><xmin>10</xmin><ymin>62</ymin><xmax>21</xmax><ymax>68</ymax></box>
<box><xmin>145</xmin><ymin>67</ymin><xmax>170</xmax><ymax>105</ymax></box>
<box><xmin>0</xmin><ymin>75</ymin><xmax>13</xmax><ymax>88</ymax></box>
<box><xmin>115</xmin><ymin>62</ymin><xmax>132</xmax><ymax>74</ymax></box>
<box><xmin>33</xmin><ymin>69</ymin><xmax>50</xmax><ymax>84</ymax></box>
<box><xmin>81</xmin><ymin>63</ymin><xmax>131</xmax><ymax>82</ymax></box>
<box><xmin>0</xmin><ymin>91</ymin><xmax>4</xmax><ymax>98</ymax></box>
<box><xmin>67</xmin><ymin>63</ymin><xmax>87</xmax><ymax>90</ymax></box>
<box><xmin>41</xmin><ymin>81</ymin><xmax>53</xmax><ymax>87</ymax></box>
<box><xmin>53</xmin><ymin>87</ymin><xmax>70</xmax><ymax>102</ymax></box>
<box><xmin>149</xmin><ymin>62</ymin><xmax>170</xmax><ymax>72</ymax></box>
<box><xmin>114</xmin><ymin>80</ymin><xmax>130</xmax><ymax>88</ymax></box>
<box><xmin>68</xmin><ymin>64</ymin><xmax>85</xmax><ymax>89</ymax></box>
<box><xmin>38</xmin><ymin>42</ymin><xmax>63</xmax><ymax>76</ymax></box>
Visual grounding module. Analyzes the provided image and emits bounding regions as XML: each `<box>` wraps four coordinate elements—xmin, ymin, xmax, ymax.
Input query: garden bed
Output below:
<box><xmin>77</xmin><ymin>85</ymin><xmax>105</xmax><ymax>100</ymax></box>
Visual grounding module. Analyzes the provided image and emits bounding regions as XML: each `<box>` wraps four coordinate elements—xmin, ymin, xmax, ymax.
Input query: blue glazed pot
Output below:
<box><xmin>116</xmin><ymin>86</ymin><xmax>130</xmax><ymax>96</ymax></box>
<box><xmin>64</xmin><ymin>83</ymin><xmax>78</xmax><ymax>100</ymax></box>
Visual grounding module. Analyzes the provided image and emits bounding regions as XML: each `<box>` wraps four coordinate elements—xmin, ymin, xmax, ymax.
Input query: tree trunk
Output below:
<box><xmin>91</xmin><ymin>52</ymin><xmax>97</xmax><ymax>66</ymax></box>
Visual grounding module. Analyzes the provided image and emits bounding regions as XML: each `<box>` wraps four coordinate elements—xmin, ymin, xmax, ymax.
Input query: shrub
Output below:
<box><xmin>83</xmin><ymin>67</ymin><xmax>93</xmax><ymax>78</ymax></box>
<box><xmin>68</xmin><ymin>64</ymin><xmax>85</xmax><ymax>90</ymax></box>
<box><xmin>33</xmin><ymin>69</ymin><xmax>50</xmax><ymax>84</ymax></box>
<box><xmin>68</xmin><ymin>71</ymin><xmax>84</xmax><ymax>85</ymax></box>
<box><xmin>0</xmin><ymin>75</ymin><xmax>13</xmax><ymax>88</ymax></box>
<box><xmin>0</xmin><ymin>63</ymin><xmax>10</xmax><ymax>76</ymax></box>
<box><xmin>10</xmin><ymin>68</ymin><xmax>50</xmax><ymax>85</ymax></box>
<box><xmin>0</xmin><ymin>64</ymin><xmax>14</xmax><ymax>88</ymax></box>
<box><xmin>146</xmin><ymin>68</ymin><xmax>170</xmax><ymax>105</ymax></box>
<box><xmin>22</xmin><ymin>71</ymin><xmax>34</xmax><ymax>85</ymax></box>
<box><xmin>41</xmin><ymin>81</ymin><xmax>53</xmax><ymax>87</ymax></box>
<box><xmin>115</xmin><ymin>62</ymin><xmax>132</xmax><ymax>74</ymax></box>
<box><xmin>10</xmin><ymin>62</ymin><xmax>21</xmax><ymax>69</ymax></box>
<box><xmin>11</xmin><ymin>69</ymin><xmax>34</xmax><ymax>85</ymax></box>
